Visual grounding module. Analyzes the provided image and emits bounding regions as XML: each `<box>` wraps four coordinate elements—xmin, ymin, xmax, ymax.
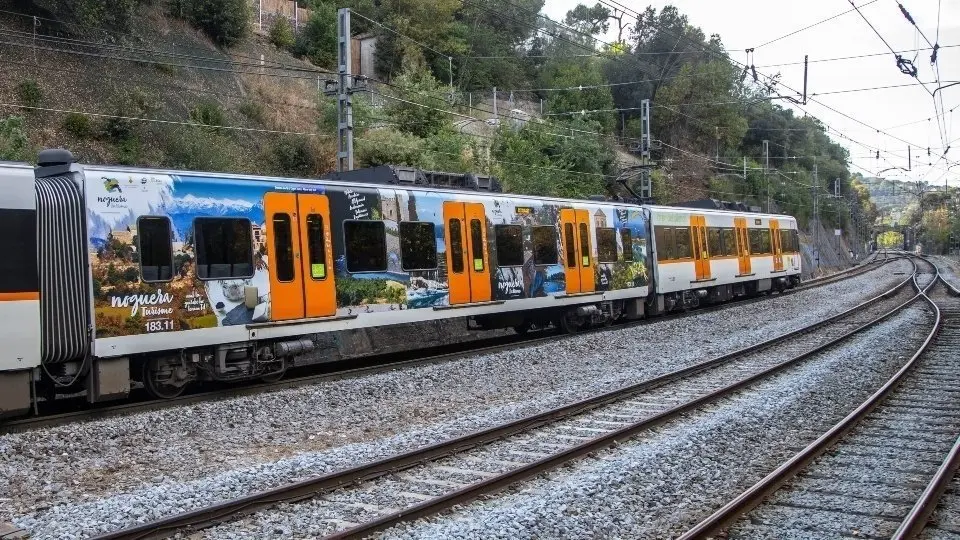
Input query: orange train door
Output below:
<box><xmin>770</xmin><ymin>219</ymin><xmax>784</xmax><ymax>271</ymax></box>
<box><xmin>443</xmin><ymin>201</ymin><xmax>491</xmax><ymax>304</ymax></box>
<box><xmin>559</xmin><ymin>209</ymin><xmax>595</xmax><ymax>294</ymax></box>
<box><xmin>690</xmin><ymin>215</ymin><xmax>711</xmax><ymax>280</ymax></box>
<box><xmin>264</xmin><ymin>192</ymin><xmax>336</xmax><ymax>321</ymax></box>
<box><xmin>734</xmin><ymin>217</ymin><xmax>752</xmax><ymax>275</ymax></box>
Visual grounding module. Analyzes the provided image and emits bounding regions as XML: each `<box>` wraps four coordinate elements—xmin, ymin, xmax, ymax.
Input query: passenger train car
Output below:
<box><xmin>0</xmin><ymin>150</ymin><xmax>800</xmax><ymax>416</ymax></box>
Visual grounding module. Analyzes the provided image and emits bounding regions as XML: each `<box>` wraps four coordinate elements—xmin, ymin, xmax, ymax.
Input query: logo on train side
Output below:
<box><xmin>98</xmin><ymin>177</ymin><xmax>129</xmax><ymax>208</ymax></box>
<box><xmin>103</xmin><ymin>177</ymin><xmax>122</xmax><ymax>193</ymax></box>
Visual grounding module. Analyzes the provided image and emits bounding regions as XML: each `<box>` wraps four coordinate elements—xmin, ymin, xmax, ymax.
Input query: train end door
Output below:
<box><xmin>734</xmin><ymin>216</ymin><xmax>752</xmax><ymax>275</ymax></box>
<box><xmin>264</xmin><ymin>192</ymin><xmax>336</xmax><ymax>321</ymax></box>
<box><xmin>691</xmin><ymin>215</ymin><xmax>711</xmax><ymax>280</ymax></box>
<box><xmin>443</xmin><ymin>202</ymin><xmax>491</xmax><ymax>305</ymax></box>
<box><xmin>559</xmin><ymin>209</ymin><xmax>594</xmax><ymax>294</ymax></box>
<box><xmin>770</xmin><ymin>219</ymin><xmax>784</xmax><ymax>271</ymax></box>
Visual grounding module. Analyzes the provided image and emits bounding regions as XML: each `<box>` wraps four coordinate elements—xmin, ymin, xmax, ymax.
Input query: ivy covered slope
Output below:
<box><xmin>0</xmin><ymin>0</ymin><xmax>877</xmax><ymax>238</ymax></box>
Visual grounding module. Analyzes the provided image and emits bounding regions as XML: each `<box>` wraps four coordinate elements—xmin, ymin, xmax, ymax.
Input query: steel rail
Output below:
<box><xmin>677</xmin><ymin>256</ymin><xmax>943</xmax><ymax>540</ymax></box>
<box><xmin>87</xmin><ymin>257</ymin><xmax>919</xmax><ymax>540</ymax></box>
<box><xmin>890</xmin><ymin>257</ymin><xmax>960</xmax><ymax>539</ymax></box>
<box><xmin>4</xmin><ymin>254</ymin><xmax>900</xmax><ymax>433</ymax></box>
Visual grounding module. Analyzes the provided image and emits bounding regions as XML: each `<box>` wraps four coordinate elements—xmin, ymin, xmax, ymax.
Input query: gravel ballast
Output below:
<box><xmin>2</xmin><ymin>260</ymin><xmax>912</xmax><ymax>538</ymax></box>
<box><xmin>367</xmin><ymin>304</ymin><xmax>934</xmax><ymax>540</ymax></box>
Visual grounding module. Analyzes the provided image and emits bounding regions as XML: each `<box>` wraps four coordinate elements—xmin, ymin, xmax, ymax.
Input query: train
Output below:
<box><xmin>0</xmin><ymin>149</ymin><xmax>801</xmax><ymax>416</ymax></box>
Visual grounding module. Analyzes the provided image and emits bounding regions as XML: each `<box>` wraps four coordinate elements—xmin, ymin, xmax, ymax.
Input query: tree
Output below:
<box><xmin>173</xmin><ymin>0</ymin><xmax>251</xmax><ymax>47</ymax></box>
<box><xmin>293</xmin><ymin>3</ymin><xmax>337</xmax><ymax>68</ymax></box>
<box><xmin>385</xmin><ymin>68</ymin><xmax>449</xmax><ymax>139</ymax></box>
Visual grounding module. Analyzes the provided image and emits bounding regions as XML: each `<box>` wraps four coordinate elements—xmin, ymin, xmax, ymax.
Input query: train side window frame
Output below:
<box><xmin>578</xmin><ymin>222</ymin><xmax>591</xmax><ymax>267</ymax></box>
<box><xmin>494</xmin><ymin>224</ymin><xmax>524</xmax><ymax>267</ymax></box>
<box><xmin>137</xmin><ymin>215</ymin><xmax>174</xmax><ymax>283</ymax></box>
<box><xmin>194</xmin><ymin>217</ymin><xmax>255</xmax><ymax>281</ymax></box>
<box><xmin>399</xmin><ymin>221</ymin><xmax>438</xmax><ymax>271</ymax></box>
<box><xmin>675</xmin><ymin>227</ymin><xmax>692</xmax><ymax>259</ymax></box>
<box><xmin>620</xmin><ymin>228</ymin><xmax>634</xmax><ymax>261</ymax></box>
<box><xmin>707</xmin><ymin>227</ymin><xmax>722</xmax><ymax>258</ymax></box>
<box><xmin>748</xmin><ymin>228</ymin><xmax>762</xmax><ymax>255</ymax></box>
<box><xmin>563</xmin><ymin>223</ymin><xmax>577</xmax><ymax>268</ymax></box>
<box><xmin>470</xmin><ymin>219</ymin><xmax>485</xmax><ymax>272</ymax></box>
<box><xmin>720</xmin><ymin>228</ymin><xmax>736</xmax><ymax>256</ymax></box>
<box><xmin>655</xmin><ymin>226</ymin><xmax>674</xmax><ymax>261</ymax></box>
<box><xmin>760</xmin><ymin>228</ymin><xmax>772</xmax><ymax>254</ymax></box>
<box><xmin>343</xmin><ymin>220</ymin><xmax>388</xmax><ymax>273</ymax></box>
<box><xmin>596</xmin><ymin>227</ymin><xmax>618</xmax><ymax>262</ymax></box>
<box><xmin>531</xmin><ymin>225</ymin><xmax>559</xmax><ymax>265</ymax></box>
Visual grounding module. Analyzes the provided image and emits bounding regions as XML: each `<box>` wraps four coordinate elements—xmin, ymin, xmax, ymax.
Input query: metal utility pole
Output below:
<box><xmin>336</xmin><ymin>8</ymin><xmax>354</xmax><ymax>172</ymax></box>
<box><xmin>813</xmin><ymin>158</ymin><xmax>820</xmax><ymax>269</ymax></box>
<box><xmin>492</xmin><ymin>87</ymin><xmax>498</xmax><ymax>122</ymax></box>
<box><xmin>763</xmin><ymin>140</ymin><xmax>770</xmax><ymax>212</ymax></box>
<box><xmin>638</xmin><ymin>98</ymin><xmax>653</xmax><ymax>200</ymax></box>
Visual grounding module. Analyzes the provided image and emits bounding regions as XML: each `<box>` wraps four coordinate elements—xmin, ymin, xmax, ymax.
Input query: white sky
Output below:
<box><xmin>542</xmin><ymin>0</ymin><xmax>960</xmax><ymax>187</ymax></box>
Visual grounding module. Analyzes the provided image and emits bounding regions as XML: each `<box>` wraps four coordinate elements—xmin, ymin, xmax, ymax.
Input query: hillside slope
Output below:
<box><xmin>0</xmin><ymin>1</ymin><xmax>335</xmax><ymax>176</ymax></box>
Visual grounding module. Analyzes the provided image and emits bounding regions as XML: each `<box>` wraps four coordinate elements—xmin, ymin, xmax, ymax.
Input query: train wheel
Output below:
<box><xmin>143</xmin><ymin>357</ymin><xmax>189</xmax><ymax>399</ymax></box>
<box><xmin>261</xmin><ymin>367</ymin><xmax>286</xmax><ymax>383</ymax></box>
<box><xmin>513</xmin><ymin>321</ymin><xmax>531</xmax><ymax>335</ymax></box>
<box><xmin>559</xmin><ymin>310</ymin><xmax>581</xmax><ymax>334</ymax></box>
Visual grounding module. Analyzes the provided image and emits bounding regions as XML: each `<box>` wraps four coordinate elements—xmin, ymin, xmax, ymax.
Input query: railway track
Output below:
<box><xmin>2</xmin><ymin>252</ymin><xmax>899</xmax><ymax>434</ymax></box>
<box><xmin>87</xmin><ymin>255</ymin><xmax>922</xmax><ymax>540</ymax></box>
<box><xmin>679</xmin><ymin>257</ymin><xmax>960</xmax><ymax>540</ymax></box>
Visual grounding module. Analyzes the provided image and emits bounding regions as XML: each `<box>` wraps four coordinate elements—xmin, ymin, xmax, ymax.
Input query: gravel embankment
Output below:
<box><xmin>3</xmin><ymin>260</ymin><xmax>911</xmax><ymax>539</ymax></box>
<box><xmin>368</xmin><ymin>304</ymin><xmax>933</xmax><ymax>540</ymax></box>
<box><xmin>922</xmin><ymin>474</ymin><xmax>960</xmax><ymax>539</ymax></box>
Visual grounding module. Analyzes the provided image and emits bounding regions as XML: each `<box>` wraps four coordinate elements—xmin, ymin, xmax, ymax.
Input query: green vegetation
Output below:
<box><xmin>0</xmin><ymin>116</ymin><xmax>31</xmax><ymax>161</ymax></box>
<box><xmin>293</xmin><ymin>2</ymin><xmax>337</xmax><ymax>68</ymax></box>
<box><xmin>269</xmin><ymin>17</ymin><xmax>295</xmax><ymax>49</ymax></box>
<box><xmin>63</xmin><ymin>113</ymin><xmax>93</xmax><ymax>138</ymax></box>
<box><xmin>172</xmin><ymin>0</ymin><xmax>250</xmax><ymax>46</ymax></box>
<box><xmin>190</xmin><ymin>101</ymin><xmax>226</xmax><ymax>129</ymax></box>
<box><xmin>17</xmin><ymin>80</ymin><xmax>42</xmax><ymax>108</ymax></box>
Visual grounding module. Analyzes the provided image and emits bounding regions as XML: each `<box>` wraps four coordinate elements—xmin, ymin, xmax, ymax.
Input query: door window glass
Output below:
<box><xmin>578</xmin><ymin>222</ymin><xmax>590</xmax><ymax>267</ymax></box>
<box><xmin>306</xmin><ymin>214</ymin><xmax>327</xmax><ymax>280</ymax></box>
<box><xmin>272</xmin><ymin>213</ymin><xmax>296</xmax><ymax>282</ymax></box>
<box><xmin>564</xmin><ymin>223</ymin><xmax>577</xmax><ymax>267</ymax></box>
<box><xmin>470</xmin><ymin>219</ymin><xmax>485</xmax><ymax>271</ymax></box>
<box><xmin>449</xmin><ymin>218</ymin><xmax>464</xmax><ymax>274</ymax></box>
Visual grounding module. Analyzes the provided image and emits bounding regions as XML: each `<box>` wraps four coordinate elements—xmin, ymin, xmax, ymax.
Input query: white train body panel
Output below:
<box><xmin>0</xmin><ymin>164</ymin><xmax>41</xmax><ymax>371</ymax></box>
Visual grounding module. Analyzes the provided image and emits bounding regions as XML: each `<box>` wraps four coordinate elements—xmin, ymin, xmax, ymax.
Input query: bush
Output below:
<box><xmin>17</xmin><ymin>80</ymin><xmax>42</xmax><ymax>108</ymax></box>
<box><xmin>190</xmin><ymin>101</ymin><xmax>226</xmax><ymax>128</ymax></box>
<box><xmin>172</xmin><ymin>0</ymin><xmax>251</xmax><ymax>47</ymax></box>
<box><xmin>269</xmin><ymin>17</ymin><xmax>295</xmax><ymax>49</ymax></box>
<box><xmin>292</xmin><ymin>4</ymin><xmax>336</xmax><ymax>68</ymax></box>
<box><xmin>163</xmin><ymin>126</ymin><xmax>237</xmax><ymax>171</ymax></box>
<box><xmin>269</xmin><ymin>135</ymin><xmax>329</xmax><ymax>176</ymax></box>
<box><xmin>0</xmin><ymin>115</ymin><xmax>30</xmax><ymax>161</ymax></box>
<box><xmin>63</xmin><ymin>113</ymin><xmax>93</xmax><ymax>138</ymax></box>
<box><xmin>238</xmin><ymin>100</ymin><xmax>265</xmax><ymax>123</ymax></box>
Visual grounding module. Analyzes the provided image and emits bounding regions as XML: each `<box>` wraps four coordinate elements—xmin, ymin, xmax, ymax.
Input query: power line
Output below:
<box><xmin>753</xmin><ymin>0</ymin><xmax>880</xmax><ymax>49</ymax></box>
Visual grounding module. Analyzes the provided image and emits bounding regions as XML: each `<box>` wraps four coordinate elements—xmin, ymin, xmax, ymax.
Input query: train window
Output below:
<box><xmin>399</xmin><ymin>221</ymin><xmax>438</xmax><ymax>271</ymax></box>
<box><xmin>449</xmin><ymin>219</ymin><xmax>464</xmax><ymax>273</ymax></box>
<box><xmin>195</xmin><ymin>218</ymin><xmax>254</xmax><ymax>280</ymax></box>
<box><xmin>620</xmin><ymin>229</ymin><xmax>634</xmax><ymax>261</ymax></box>
<box><xmin>564</xmin><ymin>223</ymin><xmax>577</xmax><ymax>267</ymax></box>
<box><xmin>597</xmin><ymin>227</ymin><xmax>617</xmax><ymax>262</ymax></box>
<box><xmin>675</xmin><ymin>227</ymin><xmax>692</xmax><ymax>259</ymax></box>
<box><xmin>779</xmin><ymin>229</ymin><xmax>790</xmax><ymax>253</ymax></box>
<box><xmin>655</xmin><ymin>226</ymin><xmax>673</xmax><ymax>261</ymax></box>
<box><xmin>344</xmin><ymin>220</ymin><xmax>387</xmax><ymax>272</ymax></box>
<box><xmin>305</xmin><ymin>215</ymin><xmax>327</xmax><ymax>280</ymax></box>
<box><xmin>748</xmin><ymin>228</ymin><xmax>762</xmax><ymax>255</ymax></box>
<box><xmin>495</xmin><ymin>225</ymin><xmax>524</xmax><ymax>267</ymax></box>
<box><xmin>137</xmin><ymin>216</ymin><xmax>173</xmax><ymax>283</ymax></box>
<box><xmin>707</xmin><ymin>228</ymin><xmax>722</xmax><ymax>258</ymax></box>
<box><xmin>760</xmin><ymin>229</ymin><xmax>772</xmax><ymax>254</ymax></box>
<box><xmin>720</xmin><ymin>228</ymin><xmax>735</xmax><ymax>256</ymax></box>
<box><xmin>792</xmin><ymin>230</ymin><xmax>800</xmax><ymax>252</ymax></box>
<box><xmin>271</xmin><ymin>213</ymin><xmax>296</xmax><ymax>282</ymax></box>
<box><xmin>532</xmin><ymin>226</ymin><xmax>558</xmax><ymax>265</ymax></box>
<box><xmin>470</xmin><ymin>219</ymin><xmax>485</xmax><ymax>271</ymax></box>
<box><xmin>0</xmin><ymin>209</ymin><xmax>38</xmax><ymax>293</ymax></box>
<box><xmin>579</xmin><ymin>222</ymin><xmax>591</xmax><ymax>267</ymax></box>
